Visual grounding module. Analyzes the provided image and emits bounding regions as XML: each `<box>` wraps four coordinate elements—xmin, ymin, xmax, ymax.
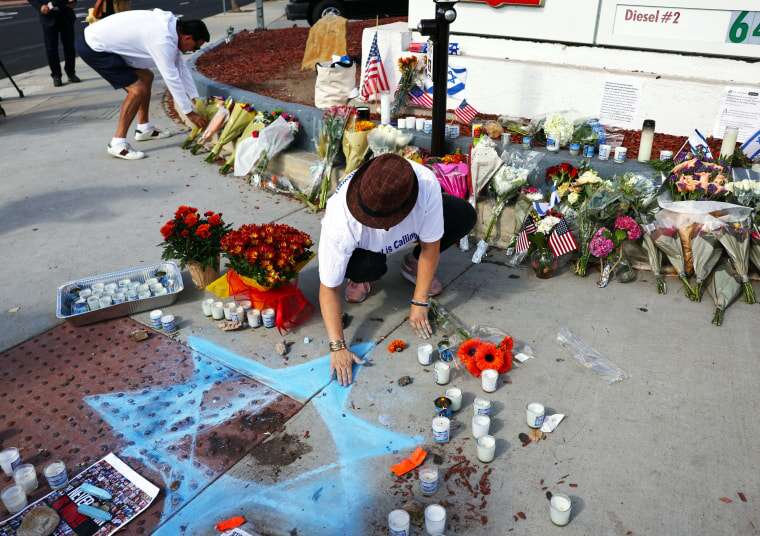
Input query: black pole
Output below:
<box><xmin>430</xmin><ymin>3</ymin><xmax>455</xmax><ymax>156</ymax></box>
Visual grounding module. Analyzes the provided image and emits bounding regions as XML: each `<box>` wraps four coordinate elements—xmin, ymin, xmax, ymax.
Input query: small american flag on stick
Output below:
<box><xmin>408</xmin><ymin>85</ymin><xmax>433</xmax><ymax>108</ymax></box>
<box><xmin>455</xmin><ymin>99</ymin><xmax>478</xmax><ymax>125</ymax></box>
<box><xmin>516</xmin><ymin>214</ymin><xmax>537</xmax><ymax>253</ymax></box>
<box><xmin>360</xmin><ymin>31</ymin><xmax>389</xmax><ymax>101</ymax></box>
<box><xmin>548</xmin><ymin>218</ymin><xmax>579</xmax><ymax>257</ymax></box>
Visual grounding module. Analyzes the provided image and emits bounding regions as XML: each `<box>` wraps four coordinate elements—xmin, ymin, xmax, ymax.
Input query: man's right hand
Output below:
<box><xmin>329</xmin><ymin>348</ymin><xmax>364</xmax><ymax>386</ymax></box>
<box><xmin>40</xmin><ymin>4</ymin><xmax>50</xmax><ymax>14</ymax></box>
<box><xmin>187</xmin><ymin>111</ymin><xmax>208</xmax><ymax>129</ymax></box>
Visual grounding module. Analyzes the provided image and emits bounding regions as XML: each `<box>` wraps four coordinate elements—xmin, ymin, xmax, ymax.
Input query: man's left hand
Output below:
<box><xmin>409</xmin><ymin>304</ymin><xmax>432</xmax><ymax>339</ymax></box>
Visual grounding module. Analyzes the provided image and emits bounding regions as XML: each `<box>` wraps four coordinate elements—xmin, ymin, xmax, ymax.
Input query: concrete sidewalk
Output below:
<box><xmin>1</xmin><ymin>4</ymin><xmax>760</xmax><ymax>535</ymax></box>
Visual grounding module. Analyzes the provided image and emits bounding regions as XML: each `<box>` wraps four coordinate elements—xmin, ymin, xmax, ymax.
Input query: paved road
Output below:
<box><xmin>0</xmin><ymin>0</ymin><xmax>246</xmax><ymax>78</ymax></box>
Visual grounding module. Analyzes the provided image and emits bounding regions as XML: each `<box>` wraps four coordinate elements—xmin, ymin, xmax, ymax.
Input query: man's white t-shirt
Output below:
<box><xmin>318</xmin><ymin>161</ymin><xmax>444</xmax><ymax>288</ymax></box>
<box><xmin>84</xmin><ymin>9</ymin><xmax>199</xmax><ymax>114</ymax></box>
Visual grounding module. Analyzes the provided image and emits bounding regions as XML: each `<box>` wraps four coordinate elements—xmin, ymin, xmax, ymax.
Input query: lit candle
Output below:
<box><xmin>550</xmin><ymin>493</ymin><xmax>572</xmax><ymax>526</ymax></box>
<box><xmin>13</xmin><ymin>464</ymin><xmax>38</xmax><ymax>493</ymax></box>
<box><xmin>434</xmin><ymin>362</ymin><xmax>451</xmax><ymax>385</ymax></box>
<box><xmin>637</xmin><ymin>119</ymin><xmax>655</xmax><ymax>162</ymax></box>
<box><xmin>477</xmin><ymin>435</ymin><xmax>496</xmax><ymax>463</ymax></box>
<box><xmin>445</xmin><ymin>388</ymin><xmax>462</xmax><ymax>411</ymax></box>
<box><xmin>471</xmin><ymin>415</ymin><xmax>490</xmax><ymax>439</ymax></box>
<box><xmin>720</xmin><ymin>127</ymin><xmax>739</xmax><ymax>158</ymax></box>
<box><xmin>481</xmin><ymin>369</ymin><xmax>498</xmax><ymax>392</ymax></box>
<box><xmin>424</xmin><ymin>504</ymin><xmax>446</xmax><ymax>535</ymax></box>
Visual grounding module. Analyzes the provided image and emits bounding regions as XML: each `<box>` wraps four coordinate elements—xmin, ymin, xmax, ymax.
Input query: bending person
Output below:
<box><xmin>75</xmin><ymin>9</ymin><xmax>209</xmax><ymax>160</ymax></box>
<box><xmin>318</xmin><ymin>154</ymin><xmax>476</xmax><ymax>386</ymax></box>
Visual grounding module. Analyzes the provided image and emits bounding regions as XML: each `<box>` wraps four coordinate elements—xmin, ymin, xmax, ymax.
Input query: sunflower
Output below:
<box><xmin>474</xmin><ymin>342</ymin><xmax>505</xmax><ymax>374</ymax></box>
<box><xmin>457</xmin><ymin>339</ymin><xmax>481</xmax><ymax>365</ymax></box>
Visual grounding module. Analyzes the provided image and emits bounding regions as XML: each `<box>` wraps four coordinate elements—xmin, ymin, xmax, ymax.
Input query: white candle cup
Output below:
<box><xmin>526</xmin><ymin>402</ymin><xmax>545</xmax><ymax>429</ymax></box>
<box><xmin>201</xmin><ymin>298</ymin><xmax>214</xmax><ymax>316</ymax></box>
<box><xmin>104</xmin><ymin>282</ymin><xmax>118</xmax><ymax>293</ymax></box>
<box><xmin>432</xmin><ymin>416</ymin><xmax>450</xmax><ymax>443</ymax></box>
<box><xmin>262</xmin><ymin>308</ymin><xmax>276</xmax><ymax>328</ymax></box>
<box><xmin>13</xmin><ymin>464</ymin><xmax>38</xmax><ymax>493</ymax></box>
<box><xmin>598</xmin><ymin>144</ymin><xmax>612</xmax><ymax>160</ymax></box>
<box><xmin>98</xmin><ymin>295</ymin><xmax>112</xmax><ymax>308</ymax></box>
<box><xmin>149</xmin><ymin>309</ymin><xmax>163</xmax><ymax>328</ymax></box>
<box><xmin>472</xmin><ymin>415</ymin><xmax>491</xmax><ymax>439</ymax></box>
<box><xmin>388</xmin><ymin>509</ymin><xmax>410</xmax><ymax>536</ymax></box>
<box><xmin>380</xmin><ymin>93</ymin><xmax>391</xmax><ymax>125</ymax></box>
<box><xmin>91</xmin><ymin>283</ymin><xmax>105</xmax><ymax>293</ymax></box>
<box><xmin>406</xmin><ymin>116</ymin><xmax>416</xmax><ymax>129</ymax></box>
<box><xmin>445</xmin><ymin>388</ymin><xmax>462</xmax><ymax>412</ymax></box>
<box><xmin>247</xmin><ymin>308</ymin><xmax>262</xmax><ymax>327</ymax></box>
<box><xmin>78</xmin><ymin>288</ymin><xmax>92</xmax><ymax>299</ymax></box>
<box><xmin>477</xmin><ymin>434</ymin><xmax>496</xmax><ymax>463</ymax></box>
<box><xmin>481</xmin><ymin>369</ymin><xmax>498</xmax><ymax>392</ymax></box>
<box><xmin>236</xmin><ymin>306</ymin><xmax>246</xmax><ymax>325</ymax></box>
<box><xmin>1</xmin><ymin>484</ymin><xmax>27</xmax><ymax>514</ymax></box>
<box><xmin>112</xmin><ymin>293</ymin><xmax>126</xmax><ymax>304</ymax></box>
<box><xmin>660</xmin><ymin>150</ymin><xmax>674</xmax><ymax>161</ymax></box>
<box><xmin>238</xmin><ymin>300</ymin><xmax>252</xmax><ymax>310</ymax></box>
<box><xmin>419</xmin><ymin>466</ymin><xmax>439</xmax><ymax>496</ymax></box>
<box><xmin>416</xmin><ymin>117</ymin><xmax>425</xmax><ymax>131</ymax></box>
<box><xmin>720</xmin><ymin>126</ymin><xmax>739</xmax><ymax>158</ymax></box>
<box><xmin>44</xmin><ymin>460</ymin><xmax>68</xmax><ymax>490</ymax></box>
<box><xmin>138</xmin><ymin>291</ymin><xmax>152</xmax><ymax>300</ymax></box>
<box><xmin>211</xmin><ymin>301</ymin><xmax>225</xmax><ymax>320</ymax></box>
<box><xmin>86</xmin><ymin>296</ymin><xmax>101</xmax><ymax>311</ymax></box>
<box><xmin>418</xmin><ymin>344</ymin><xmax>434</xmax><ymax>366</ymax></box>
<box><xmin>550</xmin><ymin>493</ymin><xmax>572</xmax><ymax>526</ymax></box>
<box><xmin>146</xmin><ymin>278</ymin><xmax>159</xmax><ymax>286</ymax></box>
<box><xmin>223</xmin><ymin>303</ymin><xmax>235</xmax><ymax>320</ymax></box>
<box><xmin>118</xmin><ymin>278</ymin><xmax>131</xmax><ymax>288</ymax></box>
<box><xmin>473</xmin><ymin>397</ymin><xmax>491</xmax><ymax>416</ymax></box>
<box><xmin>0</xmin><ymin>447</ymin><xmax>21</xmax><ymax>476</ymax></box>
<box><xmin>424</xmin><ymin>504</ymin><xmax>446</xmax><ymax>536</ymax></box>
<box><xmin>434</xmin><ymin>362</ymin><xmax>451</xmax><ymax>385</ymax></box>
<box><xmin>613</xmin><ymin>146</ymin><xmax>628</xmax><ymax>163</ymax></box>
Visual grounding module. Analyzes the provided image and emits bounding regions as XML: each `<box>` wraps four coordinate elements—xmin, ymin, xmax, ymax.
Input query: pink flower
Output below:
<box><xmin>614</xmin><ymin>215</ymin><xmax>642</xmax><ymax>241</ymax></box>
<box><xmin>589</xmin><ymin>227</ymin><xmax>615</xmax><ymax>258</ymax></box>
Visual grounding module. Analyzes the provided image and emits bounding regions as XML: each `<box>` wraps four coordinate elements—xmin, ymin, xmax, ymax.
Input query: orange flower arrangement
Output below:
<box><xmin>397</xmin><ymin>56</ymin><xmax>419</xmax><ymax>70</ymax></box>
<box><xmin>388</xmin><ymin>339</ymin><xmax>407</xmax><ymax>353</ymax></box>
<box><xmin>457</xmin><ymin>337</ymin><xmax>513</xmax><ymax>377</ymax></box>
<box><xmin>354</xmin><ymin>120</ymin><xmax>376</xmax><ymax>132</ymax></box>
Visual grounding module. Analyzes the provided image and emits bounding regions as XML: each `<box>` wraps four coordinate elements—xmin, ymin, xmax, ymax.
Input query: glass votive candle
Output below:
<box><xmin>201</xmin><ymin>298</ymin><xmax>215</xmax><ymax>316</ymax></box>
<box><xmin>78</xmin><ymin>288</ymin><xmax>92</xmax><ymax>299</ymax></box>
<box><xmin>44</xmin><ymin>460</ymin><xmax>68</xmax><ymax>490</ymax></box>
<box><xmin>238</xmin><ymin>300</ymin><xmax>252</xmax><ymax>310</ymax></box>
<box><xmin>153</xmin><ymin>287</ymin><xmax>168</xmax><ymax>296</ymax></box>
<box><xmin>112</xmin><ymin>293</ymin><xmax>126</xmax><ymax>304</ymax></box>
<box><xmin>434</xmin><ymin>362</ymin><xmax>450</xmax><ymax>385</ymax></box>
<box><xmin>146</xmin><ymin>278</ymin><xmax>159</xmax><ymax>286</ymax></box>
<box><xmin>72</xmin><ymin>298</ymin><xmax>88</xmax><ymax>314</ymax></box>
<box><xmin>149</xmin><ymin>310</ymin><xmax>163</xmax><ymax>329</ymax></box>
<box><xmin>138</xmin><ymin>283</ymin><xmax>151</xmax><ymax>294</ymax></box>
<box><xmin>477</xmin><ymin>435</ymin><xmax>496</xmax><ymax>463</ymax></box>
<box><xmin>138</xmin><ymin>291</ymin><xmax>151</xmax><ymax>300</ymax></box>
<box><xmin>388</xmin><ymin>509</ymin><xmax>410</xmax><ymax>536</ymax></box>
<box><xmin>481</xmin><ymin>369</ymin><xmax>498</xmax><ymax>392</ymax></box>
<box><xmin>550</xmin><ymin>493</ymin><xmax>572</xmax><ymax>526</ymax></box>
<box><xmin>87</xmin><ymin>296</ymin><xmax>101</xmax><ymax>311</ymax></box>
<box><xmin>247</xmin><ymin>308</ymin><xmax>262</xmax><ymax>327</ymax></box>
<box><xmin>91</xmin><ymin>283</ymin><xmax>105</xmax><ymax>293</ymax></box>
<box><xmin>0</xmin><ymin>447</ymin><xmax>21</xmax><ymax>476</ymax></box>
<box><xmin>99</xmin><ymin>294</ymin><xmax>113</xmax><ymax>308</ymax></box>
<box><xmin>211</xmin><ymin>302</ymin><xmax>225</xmax><ymax>320</ymax></box>
<box><xmin>445</xmin><ymin>388</ymin><xmax>462</xmax><ymax>412</ymax></box>
<box><xmin>13</xmin><ymin>464</ymin><xmax>38</xmax><ymax>493</ymax></box>
<box><xmin>432</xmin><ymin>416</ymin><xmax>450</xmax><ymax>443</ymax></box>
<box><xmin>118</xmin><ymin>278</ymin><xmax>131</xmax><ymax>288</ymax></box>
<box><xmin>526</xmin><ymin>402</ymin><xmax>545</xmax><ymax>429</ymax></box>
<box><xmin>472</xmin><ymin>415</ymin><xmax>490</xmax><ymax>439</ymax></box>
<box><xmin>424</xmin><ymin>504</ymin><xmax>446</xmax><ymax>536</ymax></box>
<box><xmin>104</xmin><ymin>282</ymin><xmax>118</xmax><ymax>293</ymax></box>
<box><xmin>473</xmin><ymin>397</ymin><xmax>491</xmax><ymax>416</ymax></box>
<box><xmin>126</xmin><ymin>289</ymin><xmax>138</xmax><ymax>301</ymax></box>
<box><xmin>223</xmin><ymin>303</ymin><xmax>236</xmax><ymax>320</ymax></box>
<box><xmin>419</xmin><ymin>465</ymin><xmax>439</xmax><ymax>496</ymax></box>
<box><xmin>262</xmin><ymin>308</ymin><xmax>276</xmax><ymax>328</ymax></box>
<box><xmin>1</xmin><ymin>484</ymin><xmax>27</xmax><ymax>514</ymax></box>
<box><xmin>417</xmin><ymin>343</ymin><xmax>433</xmax><ymax>366</ymax></box>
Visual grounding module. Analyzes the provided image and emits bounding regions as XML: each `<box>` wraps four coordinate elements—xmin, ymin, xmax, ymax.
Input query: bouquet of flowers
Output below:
<box><xmin>432</xmin><ymin>162</ymin><xmax>469</xmax><ymax>199</ymax></box>
<box><xmin>751</xmin><ymin>228</ymin><xmax>760</xmax><ymax>274</ymax></box>
<box><xmin>205</xmin><ymin>102</ymin><xmax>257</xmax><ymax>163</ymax></box>
<box><xmin>640</xmin><ymin>223</ymin><xmax>666</xmax><ymax>294</ymax></box>
<box><xmin>159</xmin><ymin>206</ymin><xmax>231</xmax><ymax>289</ymax></box>
<box><xmin>190</xmin><ymin>97</ymin><xmax>233</xmax><ymax>154</ymax></box>
<box><xmin>469</xmin><ymin>136</ymin><xmax>503</xmax><ymax>198</ymax></box>
<box><xmin>457</xmin><ymin>337</ymin><xmax>513</xmax><ymax>378</ymax></box>
<box><xmin>222</xmin><ymin>109</ymin><xmax>291</xmax><ymax>176</ymax></box>
<box><xmin>543</xmin><ymin>113</ymin><xmax>574</xmax><ymax>147</ymax></box>
<box><xmin>367</xmin><ymin>124</ymin><xmax>413</xmax><ymax>157</ymax></box>
<box><xmin>688</xmin><ymin>222</ymin><xmax>723</xmax><ymax>301</ymax></box>
<box><xmin>653</xmin><ymin>211</ymin><xmax>695</xmax><ymax>297</ymax></box>
<box><xmin>707</xmin><ymin>260</ymin><xmax>742</xmax><ymax>326</ymax></box>
<box><xmin>546</xmin><ymin>162</ymin><xmax>579</xmax><ymax>198</ymax></box>
<box><xmin>233</xmin><ymin>114</ymin><xmax>300</xmax><ymax>183</ymax></box>
<box><xmin>180</xmin><ymin>97</ymin><xmax>207</xmax><ymax>149</ymax></box>
<box><xmin>391</xmin><ymin>56</ymin><xmax>422</xmax><ymax>118</ymax></box>
<box><xmin>574</xmin><ymin>174</ymin><xmax>617</xmax><ymax>276</ymax></box>
<box><xmin>342</xmin><ymin>117</ymin><xmax>375</xmax><ymax>175</ymax></box>
<box><xmin>666</xmin><ymin>158</ymin><xmax>729</xmax><ymax>201</ymax></box>
<box><xmin>310</xmin><ymin>105</ymin><xmax>354</xmax><ymax>210</ymax></box>
<box><xmin>207</xmin><ymin>223</ymin><xmax>315</xmax><ymax>331</ymax></box>
<box><xmin>716</xmin><ymin>217</ymin><xmax>756</xmax><ymax>304</ymax></box>
<box><xmin>589</xmin><ymin>215</ymin><xmax>642</xmax><ymax>287</ymax></box>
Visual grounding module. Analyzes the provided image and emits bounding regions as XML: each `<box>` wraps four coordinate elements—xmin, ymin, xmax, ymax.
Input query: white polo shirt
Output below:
<box><xmin>318</xmin><ymin>161</ymin><xmax>444</xmax><ymax>288</ymax></box>
<box><xmin>84</xmin><ymin>9</ymin><xmax>199</xmax><ymax>114</ymax></box>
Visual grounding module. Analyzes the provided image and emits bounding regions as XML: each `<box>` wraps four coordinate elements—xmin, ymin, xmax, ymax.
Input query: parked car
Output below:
<box><xmin>285</xmin><ymin>0</ymin><xmax>407</xmax><ymax>25</ymax></box>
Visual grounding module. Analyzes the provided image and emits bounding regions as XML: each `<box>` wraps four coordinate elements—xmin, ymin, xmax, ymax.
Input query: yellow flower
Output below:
<box><xmin>568</xmin><ymin>192</ymin><xmax>580</xmax><ymax>205</ymax></box>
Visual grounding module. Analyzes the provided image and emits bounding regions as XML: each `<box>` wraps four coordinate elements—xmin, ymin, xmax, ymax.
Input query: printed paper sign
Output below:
<box><xmin>599</xmin><ymin>77</ymin><xmax>642</xmax><ymax>129</ymax></box>
<box><xmin>713</xmin><ymin>86</ymin><xmax>760</xmax><ymax>142</ymax></box>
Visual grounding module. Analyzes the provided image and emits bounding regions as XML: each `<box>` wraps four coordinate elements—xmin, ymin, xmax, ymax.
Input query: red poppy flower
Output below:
<box><xmin>184</xmin><ymin>212</ymin><xmax>199</xmax><ymax>227</ymax></box>
<box><xmin>160</xmin><ymin>220</ymin><xmax>175</xmax><ymax>239</ymax></box>
<box><xmin>195</xmin><ymin>223</ymin><xmax>211</xmax><ymax>239</ymax></box>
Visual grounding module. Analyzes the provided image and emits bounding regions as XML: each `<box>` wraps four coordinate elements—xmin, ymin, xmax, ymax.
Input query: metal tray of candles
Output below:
<box><xmin>55</xmin><ymin>261</ymin><xmax>184</xmax><ymax>326</ymax></box>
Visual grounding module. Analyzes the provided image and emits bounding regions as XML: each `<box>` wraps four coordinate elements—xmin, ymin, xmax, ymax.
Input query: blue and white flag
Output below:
<box><xmin>425</xmin><ymin>66</ymin><xmax>468</xmax><ymax>97</ymax></box>
<box><xmin>740</xmin><ymin>128</ymin><xmax>760</xmax><ymax>160</ymax></box>
<box><xmin>533</xmin><ymin>201</ymin><xmax>552</xmax><ymax>216</ymax></box>
<box><xmin>688</xmin><ymin>129</ymin><xmax>713</xmax><ymax>159</ymax></box>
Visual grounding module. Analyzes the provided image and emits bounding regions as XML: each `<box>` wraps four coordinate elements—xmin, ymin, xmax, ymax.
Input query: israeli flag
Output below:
<box><xmin>741</xmin><ymin>128</ymin><xmax>760</xmax><ymax>160</ymax></box>
<box><xmin>688</xmin><ymin>129</ymin><xmax>713</xmax><ymax>159</ymax></box>
<box><xmin>533</xmin><ymin>201</ymin><xmax>552</xmax><ymax>216</ymax></box>
<box><xmin>424</xmin><ymin>65</ymin><xmax>468</xmax><ymax>97</ymax></box>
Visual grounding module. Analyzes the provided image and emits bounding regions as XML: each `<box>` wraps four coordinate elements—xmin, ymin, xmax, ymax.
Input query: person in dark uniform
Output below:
<box><xmin>27</xmin><ymin>0</ymin><xmax>81</xmax><ymax>87</ymax></box>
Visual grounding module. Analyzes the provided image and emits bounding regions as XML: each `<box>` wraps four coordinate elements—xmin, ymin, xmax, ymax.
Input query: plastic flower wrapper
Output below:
<box><xmin>751</xmin><ymin>228</ymin><xmax>760</xmax><ymax>274</ymax></box>
<box><xmin>367</xmin><ymin>124</ymin><xmax>413</xmax><ymax>157</ymax></box>
<box><xmin>640</xmin><ymin>223</ymin><xmax>666</xmax><ymax>294</ymax></box>
<box><xmin>571</xmin><ymin>118</ymin><xmax>604</xmax><ymax>146</ymax></box>
<box><xmin>309</xmin><ymin>105</ymin><xmax>354</xmax><ymax>210</ymax></box>
<box><xmin>180</xmin><ymin>97</ymin><xmax>208</xmax><ymax>150</ymax></box>
<box><xmin>617</xmin><ymin>172</ymin><xmax>660</xmax><ymax>215</ymax></box>
<box><xmin>342</xmin><ymin>117</ymin><xmax>374</xmax><ymax>175</ymax></box>
<box><xmin>542</xmin><ymin>112</ymin><xmax>574</xmax><ymax>146</ymax></box>
<box><xmin>469</xmin><ymin>136</ymin><xmax>502</xmax><ymax>200</ymax></box>
<box><xmin>221</xmin><ymin>113</ymin><xmax>265</xmax><ymax>175</ymax></box>
<box><xmin>190</xmin><ymin>97</ymin><xmax>233</xmax><ymax>155</ymax></box>
<box><xmin>707</xmin><ymin>260</ymin><xmax>742</xmax><ymax>326</ymax></box>
<box><xmin>716</xmin><ymin>216</ymin><xmax>756</xmax><ymax>304</ymax></box>
<box><xmin>653</xmin><ymin>211</ymin><xmax>694</xmax><ymax>297</ymax></box>
<box><xmin>688</xmin><ymin>222</ymin><xmax>723</xmax><ymax>301</ymax></box>
<box><xmin>574</xmin><ymin>180</ymin><xmax>620</xmax><ymax>277</ymax></box>
<box><xmin>432</xmin><ymin>162</ymin><xmax>469</xmax><ymax>199</ymax></box>
<box><xmin>205</xmin><ymin>102</ymin><xmax>257</xmax><ymax>163</ymax></box>
<box><xmin>726</xmin><ymin>178</ymin><xmax>760</xmax><ymax>207</ymax></box>
<box><xmin>391</xmin><ymin>56</ymin><xmax>422</xmax><ymax>118</ymax></box>
<box><xmin>234</xmin><ymin>115</ymin><xmax>299</xmax><ymax>183</ymax></box>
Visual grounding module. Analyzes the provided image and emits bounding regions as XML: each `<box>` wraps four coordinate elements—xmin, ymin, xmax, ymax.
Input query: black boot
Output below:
<box><xmin>53</xmin><ymin>76</ymin><xmax>63</xmax><ymax>87</ymax></box>
<box><xmin>68</xmin><ymin>74</ymin><xmax>81</xmax><ymax>83</ymax></box>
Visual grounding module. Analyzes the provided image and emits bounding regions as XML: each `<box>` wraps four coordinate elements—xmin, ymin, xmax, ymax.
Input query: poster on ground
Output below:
<box><xmin>0</xmin><ymin>453</ymin><xmax>159</xmax><ymax>536</ymax></box>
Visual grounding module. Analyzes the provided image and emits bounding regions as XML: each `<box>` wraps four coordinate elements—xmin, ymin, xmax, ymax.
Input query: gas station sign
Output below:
<box><xmin>465</xmin><ymin>0</ymin><xmax>545</xmax><ymax>6</ymax></box>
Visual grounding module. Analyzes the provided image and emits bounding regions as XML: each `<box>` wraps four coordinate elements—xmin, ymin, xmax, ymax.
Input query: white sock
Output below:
<box><xmin>136</xmin><ymin>122</ymin><xmax>153</xmax><ymax>133</ymax></box>
<box><xmin>110</xmin><ymin>137</ymin><xmax>127</xmax><ymax>147</ymax></box>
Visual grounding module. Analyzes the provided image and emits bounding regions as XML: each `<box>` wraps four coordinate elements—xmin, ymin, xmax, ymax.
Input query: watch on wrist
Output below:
<box><xmin>329</xmin><ymin>339</ymin><xmax>347</xmax><ymax>352</ymax></box>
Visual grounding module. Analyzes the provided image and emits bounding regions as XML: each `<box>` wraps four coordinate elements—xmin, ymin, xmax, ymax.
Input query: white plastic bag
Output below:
<box><xmin>314</xmin><ymin>61</ymin><xmax>357</xmax><ymax>109</ymax></box>
<box><xmin>233</xmin><ymin>116</ymin><xmax>296</xmax><ymax>177</ymax></box>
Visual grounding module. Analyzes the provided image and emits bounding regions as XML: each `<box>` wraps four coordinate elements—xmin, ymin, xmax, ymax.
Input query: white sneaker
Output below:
<box><xmin>107</xmin><ymin>142</ymin><xmax>145</xmax><ymax>160</ymax></box>
<box><xmin>134</xmin><ymin>128</ymin><xmax>172</xmax><ymax>141</ymax></box>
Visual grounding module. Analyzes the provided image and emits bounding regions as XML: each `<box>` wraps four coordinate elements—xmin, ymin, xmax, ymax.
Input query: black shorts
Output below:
<box><xmin>75</xmin><ymin>32</ymin><xmax>138</xmax><ymax>89</ymax></box>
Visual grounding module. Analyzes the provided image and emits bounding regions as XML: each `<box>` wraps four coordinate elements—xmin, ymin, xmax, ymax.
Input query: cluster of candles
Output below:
<box><xmin>70</xmin><ymin>275</ymin><xmax>175</xmax><ymax>315</ymax></box>
<box><xmin>0</xmin><ymin>447</ymin><xmax>68</xmax><ymax>514</ymax></box>
<box><xmin>201</xmin><ymin>298</ymin><xmax>276</xmax><ymax>329</ymax></box>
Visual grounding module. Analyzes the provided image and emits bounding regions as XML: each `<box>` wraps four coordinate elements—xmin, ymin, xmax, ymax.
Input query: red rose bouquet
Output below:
<box><xmin>208</xmin><ymin>223</ymin><xmax>315</xmax><ymax>331</ymax></box>
<box><xmin>159</xmin><ymin>206</ymin><xmax>230</xmax><ymax>288</ymax></box>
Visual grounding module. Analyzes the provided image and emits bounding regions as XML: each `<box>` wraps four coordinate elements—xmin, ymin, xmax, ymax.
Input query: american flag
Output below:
<box><xmin>408</xmin><ymin>85</ymin><xmax>433</xmax><ymax>108</ymax></box>
<box><xmin>360</xmin><ymin>32</ymin><xmax>389</xmax><ymax>101</ymax></box>
<box><xmin>515</xmin><ymin>214</ymin><xmax>537</xmax><ymax>253</ymax></box>
<box><xmin>455</xmin><ymin>99</ymin><xmax>478</xmax><ymax>125</ymax></box>
<box><xmin>548</xmin><ymin>218</ymin><xmax>579</xmax><ymax>257</ymax></box>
